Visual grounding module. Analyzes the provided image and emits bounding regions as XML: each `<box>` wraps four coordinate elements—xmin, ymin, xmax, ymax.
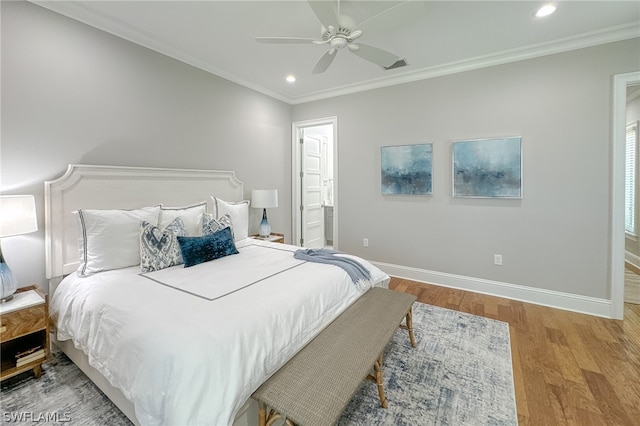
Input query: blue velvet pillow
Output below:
<box><xmin>177</xmin><ymin>226</ymin><xmax>239</xmax><ymax>267</ymax></box>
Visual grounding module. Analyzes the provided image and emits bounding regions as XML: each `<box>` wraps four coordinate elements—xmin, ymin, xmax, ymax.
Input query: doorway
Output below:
<box><xmin>292</xmin><ymin>117</ymin><xmax>337</xmax><ymax>248</ymax></box>
<box><xmin>612</xmin><ymin>71</ymin><xmax>640</xmax><ymax>319</ymax></box>
<box><xmin>623</xmin><ymin>83</ymin><xmax>640</xmax><ymax>305</ymax></box>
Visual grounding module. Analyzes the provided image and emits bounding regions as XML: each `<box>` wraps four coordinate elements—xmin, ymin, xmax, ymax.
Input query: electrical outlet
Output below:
<box><xmin>494</xmin><ymin>254</ymin><xmax>503</xmax><ymax>265</ymax></box>
<box><xmin>363</xmin><ymin>238</ymin><xmax>369</xmax><ymax>247</ymax></box>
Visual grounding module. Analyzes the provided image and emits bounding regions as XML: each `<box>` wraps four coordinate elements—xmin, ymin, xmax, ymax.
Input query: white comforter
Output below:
<box><xmin>50</xmin><ymin>239</ymin><xmax>389</xmax><ymax>426</ymax></box>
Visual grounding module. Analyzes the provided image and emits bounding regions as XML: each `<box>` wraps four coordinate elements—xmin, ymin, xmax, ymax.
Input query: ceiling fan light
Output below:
<box><xmin>330</xmin><ymin>38</ymin><xmax>348</xmax><ymax>49</ymax></box>
<box><xmin>286</xmin><ymin>75</ymin><xmax>296</xmax><ymax>83</ymax></box>
<box><xmin>535</xmin><ymin>4</ymin><xmax>556</xmax><ymax>18</ymax></box>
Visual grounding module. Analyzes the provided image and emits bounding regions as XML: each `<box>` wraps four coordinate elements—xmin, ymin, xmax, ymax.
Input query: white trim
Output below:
<box><xmin>612</xmin><ymin>72</ymin><xmax>640</xmax><ymax>319</ymax></box>
<box><xmin>290</xmin><ymin>24</ymin><xmax>640</xmax><ymax>104</ymax></box>
<box><xmin>31</xmin><ymin>0</ymin><xmax>291</xmax><ymax>104</ymax></box>
<box><xmin>291</xmin><ymin>117</ymin><xmax>338</xmax><ymax>248</ymax></box>
<box><xmin>625</xmin><ymin>250</ymin><xmax>640</xmax><ymax>270</ymax></box>
<box><xmin>290</xmin><ymin>23</ymin><xmax>640</xmax><ymax>105</ymax></box>
<box><xmin>374</xmin><ymin>261</ymin><xmax>613</xmax><ymax>319</ymax></box>
<box><xmin>31</xmin><ymin>1</ymin><xmax>639</xmax><ymax>105</ymax></box>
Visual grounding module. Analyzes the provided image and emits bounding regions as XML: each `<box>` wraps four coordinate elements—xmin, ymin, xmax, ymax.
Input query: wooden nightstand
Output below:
<box><xmin>250</xmin><ymin>233</ymin><xmax>285</xmax><ymax>244</ymax></box>
<box><xmin>0</xmin><ymin>285</ymin><xmax>50</xmax><ymax>381</ymax></box>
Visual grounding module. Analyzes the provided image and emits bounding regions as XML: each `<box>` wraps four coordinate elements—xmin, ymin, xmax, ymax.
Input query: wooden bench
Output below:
<box><xmin>251</xmin><ymin>287</ymin><xmax>417</xmax><ymax>426</ymax></box>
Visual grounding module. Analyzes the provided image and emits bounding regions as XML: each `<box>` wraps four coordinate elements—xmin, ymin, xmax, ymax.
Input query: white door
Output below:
<box><xmin>292</xmin><ymin>117</ymin><xmax>337</xmax><ymax>249</ymax></box>
<box><xmin>301</xmin><ymin>133</ymin><xmax>324</xmax><ymax>248</ymax></box>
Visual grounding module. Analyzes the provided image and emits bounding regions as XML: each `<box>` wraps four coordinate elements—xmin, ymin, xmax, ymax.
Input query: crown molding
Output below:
<box><xmin>30</xmin><ymin>1</ymin><xmax>640</xmax><ymax>106</ymax></box>
<box><xmin>30</xmin><ymin>0</ymin><xmax>292</xmax><ymax>104</ymax></box>
<box><xmin>290</xmin><ymin>23</ymin><xmax>640</xmax><ymax>104</ymax></box>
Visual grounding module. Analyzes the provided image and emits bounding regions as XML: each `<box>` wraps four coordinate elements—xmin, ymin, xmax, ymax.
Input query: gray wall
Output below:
<box><xmin>3</xmin><ymin>0</ymin><xmax>640</xmax><ymax>303</ymax></box>
<box><xmin>293</xmin><ymin>39</ymin><xmax>640</xmax><ymax>300</ymax></box>
<box><xmin>1</xmin><ymin>1</ymin><xmax>292</xmax><ymax>291</ymax></box>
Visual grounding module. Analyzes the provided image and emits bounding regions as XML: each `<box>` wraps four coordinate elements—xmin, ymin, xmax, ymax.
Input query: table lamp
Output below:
<box><xmin>0</xmin><ymin>195</ymin><xmax>38</xmax><ymax>303</ymax></box>
<box><xmin>251</xmin><ymin>189</ymin><xmax>278</xmax><ymax>238</ymax></box>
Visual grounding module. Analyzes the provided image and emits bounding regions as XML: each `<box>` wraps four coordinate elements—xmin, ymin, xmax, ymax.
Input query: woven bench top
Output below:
<box><xmin>251</xmin><ymin>287</ymin><xmax>417</xmax><ymax>426</ymax></box>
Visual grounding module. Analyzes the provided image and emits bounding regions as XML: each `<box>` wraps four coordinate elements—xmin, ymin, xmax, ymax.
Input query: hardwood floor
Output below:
<box><xmin>389</xmin><ymin>277</ymin><xmax>640</xmax><ymax>426</ymax></box>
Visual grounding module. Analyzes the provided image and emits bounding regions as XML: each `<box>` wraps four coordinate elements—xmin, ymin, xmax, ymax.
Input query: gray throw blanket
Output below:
<box><xmin>294</xmin><ymin>248</ymin><xmax>371</xmax><ymax>289</ymax></box>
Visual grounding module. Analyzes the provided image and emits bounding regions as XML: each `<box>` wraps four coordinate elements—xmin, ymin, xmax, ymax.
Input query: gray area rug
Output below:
<box><xmin>339</xmin><ymin>302</ymin><xmax>517</xmax><ymax>425</ymax></box>
<box><xmin>0</xmin><ymin>302</ymin><xmax>516</xmax><ymax>425</ymax></box>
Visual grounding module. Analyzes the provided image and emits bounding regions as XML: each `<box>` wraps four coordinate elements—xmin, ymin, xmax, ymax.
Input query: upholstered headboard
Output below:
<box><xmin>44</xmin><ymin>164</ymin><xmax>243</xmax><ymax>283</ymax></box>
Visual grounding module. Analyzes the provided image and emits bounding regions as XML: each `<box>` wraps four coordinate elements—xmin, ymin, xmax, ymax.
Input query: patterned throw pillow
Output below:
<box><xmin>140</xmin><ymin>217</ymin><xmax>186</xmax><ymax>273</ymax></box>
<box><xmin>177</xmin><ymin>226</ymin><xmax>239</xmax><ymax>268</ymax></box>
<box><xmin>202</xmin><ymin>213</ymin><xmax>233</xmax><ymax>236</ymax></box>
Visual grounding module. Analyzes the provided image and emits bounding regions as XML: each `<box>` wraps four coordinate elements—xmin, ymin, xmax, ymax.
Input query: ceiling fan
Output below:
<box><xmin>256</xmin><ymin>0</ymin><xmax>406</xmax><ymax>74</ymax></box>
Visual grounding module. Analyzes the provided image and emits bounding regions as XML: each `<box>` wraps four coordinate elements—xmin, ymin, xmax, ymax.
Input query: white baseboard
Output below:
<box><xmin>625</xmin><ymin>250</ymin><xmax>640</xmax><ymax>270</ymax></box>
<box><xmin>373</xmin><ymin>261</ymin><xmax>613</xmax><ymax>319</ymax></box>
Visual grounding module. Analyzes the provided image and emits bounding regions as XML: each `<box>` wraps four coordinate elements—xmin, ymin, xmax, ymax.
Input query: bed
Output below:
<box><xmin>44</xmin><ymin>164</ymin><xmax>390</xmax><ymax>426</ymax></box>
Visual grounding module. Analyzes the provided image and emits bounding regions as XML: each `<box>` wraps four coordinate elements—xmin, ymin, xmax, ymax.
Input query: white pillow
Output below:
<box><xmin>75</xmin><ymin>205</ymin><xmax>161</xmax><ymax>276</ymax></box>
<box><xmin>159</xmin><ymin>201</ymin><xmax>206</xmax><ymax>237</ymax></box>
<box><xmin>211</xmin><ymin>197</ymin><xmax>250</xmax><ymax>241</ymax></box>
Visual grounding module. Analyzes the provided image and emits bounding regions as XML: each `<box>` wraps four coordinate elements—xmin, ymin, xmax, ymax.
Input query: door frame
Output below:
<box><xmin>291</xmin><ymin>117</ymin><xmax>338</xmax><ymax>248</ymax></box>
<box><xmin>612</xmin><ymin>71</ymin><xmax>640</xmax><ymax>319</ymax></box>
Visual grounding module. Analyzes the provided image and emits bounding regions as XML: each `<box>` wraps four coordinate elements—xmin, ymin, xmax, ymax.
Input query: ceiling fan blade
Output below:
<box><xmin>255</xmin><ymin>37</ymin><xmax>318</xmax><ymax>44</ymax></box>
<box><xmin>347</xmin><ymin>30</ymin><xmax>362</xmax><ymax>41</ymax></box>
<box><xmin>312</xmin><ymin>49</ymin><xmax>337</xmax><ymax>74</ymax></box>
<box><xmin>357</xmin><ymin>0</ymin><xmax>411</xmax><ymax>27</ymax></box>
<box><xmin>351</xmin><ymin>43</ymin><xmax>400</xmax><ymax>68</ymax></box>
<box><xmin>307</xmin><ymin>0</ymin><xmax>338</xmax><ymax>29</ymax></box>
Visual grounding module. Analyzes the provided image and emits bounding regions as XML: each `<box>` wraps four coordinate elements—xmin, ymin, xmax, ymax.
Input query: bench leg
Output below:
<box><xmin>373</xmin><ymin>354</ymin><xmax>388</xmax><ymax>409</ymax></box>
<box><xmin>258</xmin><ymin>403</ymin><xmax>266</xmax><ymax>426</ymax></box>
<box><xmin>399</xmin><ymin>306</ymin><xmax>417</xmax><ymax>348</ymax></box>
<box><xmin>258</xmin><ymin>404</ymin><xmax>296</xmax><ymax>426</ymax></box>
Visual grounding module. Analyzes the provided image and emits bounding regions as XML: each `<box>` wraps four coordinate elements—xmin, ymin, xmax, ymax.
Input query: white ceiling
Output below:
<box><xmin>33</xmin><ymin>1</ymin><xmax>640</xmax><ymax>105</ymax></box>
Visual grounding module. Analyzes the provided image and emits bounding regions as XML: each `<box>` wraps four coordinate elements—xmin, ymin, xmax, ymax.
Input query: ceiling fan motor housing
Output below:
<box><xmin>321</xmin><ymin>14</ymin><xmax>360</xmax><ymax>47</ymax></box>
<box><xmin>256</xmin><ymin>4</ymin><xmax>401</xmax><ymax>74</ymax></box>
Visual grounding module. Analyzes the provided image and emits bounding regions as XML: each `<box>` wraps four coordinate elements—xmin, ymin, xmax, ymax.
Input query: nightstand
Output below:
<box><xmin>0</xmin><ymin>285</ymin><xmax>50</xmax><ymax>381</ymax></box>
<box><xmin>250</xmin><ymin>233</ymin><xmax>285</xmax><ymax>244</ymax></box>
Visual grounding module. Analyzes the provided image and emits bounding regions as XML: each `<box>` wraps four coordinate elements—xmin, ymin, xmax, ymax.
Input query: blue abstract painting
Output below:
<box><xmin>452</xmin><ymin>137</ymin><xmax>522</xmax><ymax>198</ymax></box>
<box><xmin>381</xmin><ymin>144</ymin><xmax>432</xmax><ymax>195</ymax></box>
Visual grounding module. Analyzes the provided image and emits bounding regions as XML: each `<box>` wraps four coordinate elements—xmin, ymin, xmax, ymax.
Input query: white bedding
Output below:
<box><xmin>50</xmin><ymin>239</ymin><xmax>389</xmax><ymax>426</ymax></box>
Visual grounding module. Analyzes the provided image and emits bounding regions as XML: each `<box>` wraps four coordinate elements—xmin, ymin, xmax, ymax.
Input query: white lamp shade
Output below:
<box><xmin>0</xmin><ymin>195</ymin><xmax>38</xmax><ymax>237</ymax></box>
<box><xmin>251</xmin><ymin>189</ymin><xmax>278</xmax><ymax>209</ymax></box>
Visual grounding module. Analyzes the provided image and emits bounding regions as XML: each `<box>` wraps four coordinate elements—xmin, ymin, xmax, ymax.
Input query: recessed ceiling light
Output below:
<box><xmin>535</xmin><ymin>4</ymin><xmax>557</xmax><ymax>18</ymax></box>
<box><xmin>286</xmin><ymin>75</ymin><xmax>296</xmax><ymax>83</ymax></box>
